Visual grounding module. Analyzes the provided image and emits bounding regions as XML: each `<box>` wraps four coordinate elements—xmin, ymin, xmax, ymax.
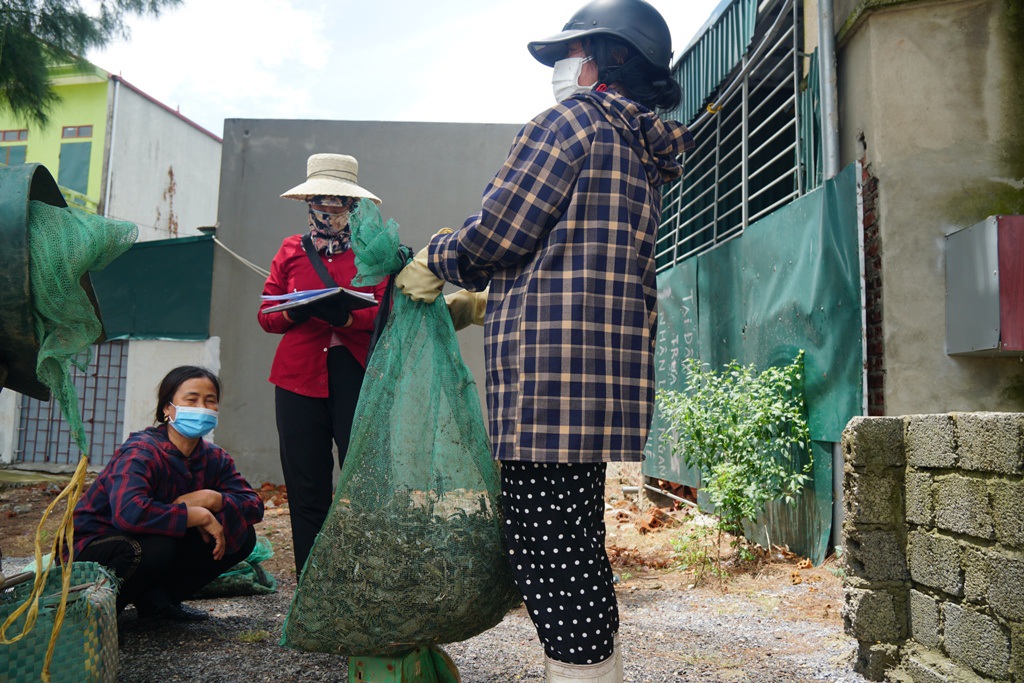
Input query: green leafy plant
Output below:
<box><xmin>826</xmin><ymin>545</ymin><xmax>846</xmax><ymax>578</ymax></box>
<box><xmin>235</xmin><ymin>629</ymin><xmax>272</xmax><ymax>643</ymax></box>
<box><xmin>656</xmin><ymin>352</ymin><xmax>812</xmax><ymax>566</ymax></box>
<box><xmin>669</xmin><ymin>523</ymin><xmax>721</xmax><ymax>586</ymax></box>
<box><xmin>736</xmin><ymin>544</ymin><xmax>758</xmax><ymax>563</ymax></box>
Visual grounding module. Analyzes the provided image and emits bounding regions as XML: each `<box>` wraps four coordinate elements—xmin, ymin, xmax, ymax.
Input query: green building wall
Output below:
<box><xmin>0</xmin><ymin>63</ymin><xmax>109</xmax><ymax>212</ymax></box>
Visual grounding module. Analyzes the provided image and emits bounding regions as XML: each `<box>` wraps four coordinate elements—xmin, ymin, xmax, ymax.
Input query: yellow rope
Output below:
<box><xmin>0</xmin><ymin>455</ymin><xmax>90</xmax><ymax>683</ymax></box>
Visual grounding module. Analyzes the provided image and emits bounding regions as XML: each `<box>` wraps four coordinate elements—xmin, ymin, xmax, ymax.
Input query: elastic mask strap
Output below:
<box><xmin>596</xmin><ymin>55</ymin><xmax>641</xmax><ymax>92</ymax></box>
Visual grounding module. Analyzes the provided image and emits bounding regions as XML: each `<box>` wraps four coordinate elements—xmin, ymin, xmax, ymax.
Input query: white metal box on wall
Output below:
<box><xmin>945</xmin><ymin>215</ymin><xmax>1024</xmax><ymax>356</ymax></box>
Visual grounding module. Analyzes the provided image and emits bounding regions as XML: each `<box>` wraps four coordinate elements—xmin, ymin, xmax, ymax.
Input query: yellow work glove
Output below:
<box><xmin>395</xmin><ymin>229</ymin><xmax>452</xmax><ymax>303</ymax></box>
<box><xmin>444</xmin><ymin>287</ymin><xmax>488</xmax><ymax>331</ymax></box>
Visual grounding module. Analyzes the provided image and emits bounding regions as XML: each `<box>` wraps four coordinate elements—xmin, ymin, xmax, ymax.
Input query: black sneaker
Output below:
<box><xmin>138</xmin><ymin>602</ymin><xmax>210</xmax><ymax>622</ymax></box>
<box><xmin>163</xmin><ymin>602</ymin><xmax>210</xmax><ymax>622</ymax></box>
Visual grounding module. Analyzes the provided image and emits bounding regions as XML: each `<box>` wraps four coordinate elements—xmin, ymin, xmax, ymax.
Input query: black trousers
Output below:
<box><xmin>500</xmin><ymin>461</ymin><xmax>618</xmax><ymax>665</ymax></box>
<box><xmin>76</xmin><ymin>525</ymin><xmax>257</xmax><ymax>613</ymax></box>
<box><xmin>275</xmin><ymin>345</ymin><xmax>364</xmax><ymax>576</ymax></box>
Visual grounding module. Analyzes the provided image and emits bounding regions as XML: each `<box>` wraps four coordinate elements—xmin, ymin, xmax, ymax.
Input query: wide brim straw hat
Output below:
<box><xmin>280</xmin><ymin>153</ymin><xmax>381</xmax><ymax>204</ymax></box>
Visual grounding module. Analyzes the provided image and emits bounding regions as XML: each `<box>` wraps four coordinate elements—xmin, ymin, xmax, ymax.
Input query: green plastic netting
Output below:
<box><xmin>3</xmin><ymin>201</ymin><xmax>134</xmax><ymax>682</ymax></box>
<box><xmin>27</xmin><ymin>200</ymin><xmax>137</xmax><ymax>454</ymax></box>
<box><xmin>194</xmin><ymin>536</ymin><xmax>278</xmax><ymax>598</ymax></box>
<box><xmin>281</xmin><ymin>200</ymin><xmax>520</xmax><ymax>657</ymax></box>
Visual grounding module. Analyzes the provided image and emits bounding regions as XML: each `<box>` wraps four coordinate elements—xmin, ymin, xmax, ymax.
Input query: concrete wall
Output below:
<box><xmin>841</xmin><ymin>413</ymin><xmax>1024</xmax><ymax>682</ymax></box>
<box><xmin>211</xmin><ymin>119</ymin><xmax>522</xmax><ymax>485</ymax></box>
<box><xmin>836</xmin><ymin>0</ymin><xmax>1024</xmax><ymax>415</ymax></box>
<box><xmin>0</xmin><ymin>390</ymin><xmax>19</xmax><ymax>464</ymax></box>
<box><xmin>104</xmin><ymin>80</ymin><xmax>222</xmax><ymax>241</ymax></box>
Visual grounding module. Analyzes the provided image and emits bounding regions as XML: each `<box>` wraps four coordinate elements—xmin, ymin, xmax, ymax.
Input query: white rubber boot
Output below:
<box><xmin>544</xmin><ymin>637</ymin><xmax>622</xmax><ymax>682</ymax></box>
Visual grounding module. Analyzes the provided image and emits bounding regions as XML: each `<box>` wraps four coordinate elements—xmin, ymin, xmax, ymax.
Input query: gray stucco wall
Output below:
<box><xmin>211</xmin><ymin>119</ymin><xmax>522</xmax><ymax>484</ymax></box>
<box><xmin>106</xmin><ymin>81</ymin><xmax>222</xmax><ymax>241</ymax></box>
<box><xmin>836</xmin><ymin>0</ymin><xmax>1024</xmax><ymax>415</ymax></box>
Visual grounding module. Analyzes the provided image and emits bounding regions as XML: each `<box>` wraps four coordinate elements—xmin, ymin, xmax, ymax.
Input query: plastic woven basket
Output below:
<box><xmin>1</xmin><ymin>562</ymin><xmax>119</xmax><ymax>683</ymax></box>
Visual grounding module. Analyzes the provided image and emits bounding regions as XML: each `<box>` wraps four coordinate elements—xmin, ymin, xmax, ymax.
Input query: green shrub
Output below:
<box><xmin>656</xmin><ymin>352</ymin><xmax>811</xmax><ymax>541</ymax></box>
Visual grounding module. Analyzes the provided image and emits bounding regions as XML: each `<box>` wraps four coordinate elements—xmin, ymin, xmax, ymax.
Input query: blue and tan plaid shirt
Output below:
<box><xmin>430</xmin><ymin>90</ymin><xmax>693</xmax><ymax>464</ymax></box>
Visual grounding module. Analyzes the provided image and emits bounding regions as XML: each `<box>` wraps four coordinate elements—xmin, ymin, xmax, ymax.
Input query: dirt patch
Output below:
<box><xmin>0</xmin><ymin>473</ymin><xmax>844</xmax><ymax>623</ymax></box>
<box><xmin>0</xmin><ymin>480</ymin><xmax>69</xmax><ymax>563</ymax></box>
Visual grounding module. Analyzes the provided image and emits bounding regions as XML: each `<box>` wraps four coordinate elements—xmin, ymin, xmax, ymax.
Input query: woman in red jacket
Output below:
<box><xmin>258</xmin><ymin>153</ymin><xmax>388</xmax><ymax>577</ymax></box>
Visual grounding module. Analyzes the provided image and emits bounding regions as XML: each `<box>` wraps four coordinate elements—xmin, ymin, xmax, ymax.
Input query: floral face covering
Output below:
<box><xmin>307</xmin><ymin>195</ymin><xmax>359</xmax><ymax>255</ymax></box>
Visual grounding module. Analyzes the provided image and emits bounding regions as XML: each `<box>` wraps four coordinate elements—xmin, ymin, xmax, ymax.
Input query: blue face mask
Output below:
<box><xmin>169</xmin><ymin>404</ymin><xmax>219</xmax><ymax>439</ymax></box>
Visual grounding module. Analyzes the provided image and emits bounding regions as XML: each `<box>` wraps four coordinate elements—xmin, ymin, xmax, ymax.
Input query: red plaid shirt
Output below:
<box><xmin>73</xmin><ymin>425</ymin><xmax>264</xmax><ymax>556</ymax></box>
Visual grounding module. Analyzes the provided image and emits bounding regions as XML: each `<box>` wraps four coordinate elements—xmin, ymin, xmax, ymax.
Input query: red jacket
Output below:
<box><xmin>258</xmin><ymin>234</ymin><xmax>388</xmax><ymax>398</ymax></box>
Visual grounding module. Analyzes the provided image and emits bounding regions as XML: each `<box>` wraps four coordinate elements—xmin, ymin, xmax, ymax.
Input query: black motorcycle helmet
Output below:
<box><xmin>527</xmin><ymin>0</ymin><xmax>673</xmax><ymax>69</ymax></box>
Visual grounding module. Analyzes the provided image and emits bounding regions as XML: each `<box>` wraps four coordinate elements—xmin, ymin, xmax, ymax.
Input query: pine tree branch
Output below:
<box><xmin>0</xmin><ymin>0</ymin><xmax>182</xmax><ymax>124</ymax></box>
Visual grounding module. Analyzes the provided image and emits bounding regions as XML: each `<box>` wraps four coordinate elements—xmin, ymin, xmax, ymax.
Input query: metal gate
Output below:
<box><xmin>657</xmin><ymin>0</ymin><xmax>812</xmax><ymax>271</ymax></box>
<box><xmin>16</xmin><ymin>340</ymin><xmax>128</xmax><ymax>467</ymax></box>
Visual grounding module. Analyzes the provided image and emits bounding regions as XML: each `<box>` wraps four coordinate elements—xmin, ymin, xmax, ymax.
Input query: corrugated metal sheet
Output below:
<box><xmin>799</xmin><ymin>49</ymin><xmax>824</xmax><ymax>191</ymax></box>
<box><xmin>670</xmin><ymin>0</ymin><xmax>759</xmax><ymax>124</ymax></box>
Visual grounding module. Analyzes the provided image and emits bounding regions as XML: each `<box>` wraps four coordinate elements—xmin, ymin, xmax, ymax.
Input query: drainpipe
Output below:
<box><xmin>818</xmin><ymin>0</ymin><xmax>841</xmax><ymax>180</ymax></box>
<box><xmin>818</xmin><ymin>0</ymin><xmax>848</xmax><ymax>559</ymax></box>
<box><xmin>103</xmin><ymin>77</ymin><xmax>120</xmax><ymax>217</ymax></box>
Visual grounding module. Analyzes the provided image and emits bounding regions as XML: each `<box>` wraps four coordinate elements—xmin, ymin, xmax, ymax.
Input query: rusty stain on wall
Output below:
<box><xmin>160</xmin><ymin>165</ymin><xmax>179</xmax><ymax>237</ymax></box>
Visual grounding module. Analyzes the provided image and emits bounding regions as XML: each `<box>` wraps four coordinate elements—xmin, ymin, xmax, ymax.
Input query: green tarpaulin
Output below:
<box><xmin>90</xmin><ymin>234</ymin><xmax>213</xmax><ymax>340</ymax></box>
<box><xmin>644</xmin><ymin>163</ymin><xmax>863</xmax><ymax>564</ymax></box>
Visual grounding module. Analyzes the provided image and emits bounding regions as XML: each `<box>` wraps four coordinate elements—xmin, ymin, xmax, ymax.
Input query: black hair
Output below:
<box><xmin>154</xmin><ymin>366</ymin><xmax>222</xmax><ymax>424</ymax></box>
<box><xmin>587</xmin><ymin>36</ymin><xmax>682</xmax><ymax>112</ymax></box>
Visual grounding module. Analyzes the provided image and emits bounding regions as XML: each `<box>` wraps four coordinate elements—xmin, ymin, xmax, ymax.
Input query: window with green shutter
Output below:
<box><xmin>1</xmin><ymin>145</ymin><xmax>27</xmax><ymax>165</ymax></box>
<box><xmin>656</xmin><ymin>0</ymin><xmax>822</xmax><ymax>272</ymax></box>
<box><xmin>58</xmin><ymin>141</ymin><xmax>91</xmax><ymax>194</ymax></box>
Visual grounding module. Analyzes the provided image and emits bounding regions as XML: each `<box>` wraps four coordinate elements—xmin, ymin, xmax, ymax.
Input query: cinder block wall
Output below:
<box><xmin>842</xmin><ymin>413</ymin><xmax>1024</xmax><ymax>682</ymax></box>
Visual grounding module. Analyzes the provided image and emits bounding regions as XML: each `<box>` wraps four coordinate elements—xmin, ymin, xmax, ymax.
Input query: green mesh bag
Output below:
<box><xmin>281</xmin><ymin>201</ymin><xmax>520</xmax><ymax>657</ymax></box>
<box><xmin>27</xmin><ymin>200</ymin><xmax>137</xmax><ymax>454</ymax></box>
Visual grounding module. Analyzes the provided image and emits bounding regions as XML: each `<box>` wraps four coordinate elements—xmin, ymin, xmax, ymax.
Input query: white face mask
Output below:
<box><xmin>551</xmin><ymin>56</ymin><xmax>594</xmax><ymax>103</ymax></box>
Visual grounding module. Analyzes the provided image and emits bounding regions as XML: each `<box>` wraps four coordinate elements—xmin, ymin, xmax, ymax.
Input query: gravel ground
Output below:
<box><xmin>3</xmin><ymin>555</ymin><xmax>865</xmax><ymax>683</ymax></box>
<box><xmin>2</xmin><ymin>470</ymin><xmax>865</xmax><ymax>683</ymax></box>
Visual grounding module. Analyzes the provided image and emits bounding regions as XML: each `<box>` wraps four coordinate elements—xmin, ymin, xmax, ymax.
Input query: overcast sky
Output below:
<box><xmin>86</xmin><ymin>0</ymin><xmax>724</xmax><ymax>136</ymax></box>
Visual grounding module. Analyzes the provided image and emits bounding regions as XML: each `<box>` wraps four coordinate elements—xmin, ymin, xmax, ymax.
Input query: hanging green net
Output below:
<box><xmin>347</xmin><ymin>199</ymin><xmax>408</xmax><ymax>287</ymax></box>
<box><xmin>281</xmin><ymin>200</ymin><xmax>520</xmax><ymax>657</ymax></box>
<box><xmin>2</xmin><ymin>200</ymin><xmax>135</xmax><ymax>682</ymax></box>
<box><xmin>27</xmin><ymin>200</ymin><xmax>137</xmax><ymax>454</ymax></box>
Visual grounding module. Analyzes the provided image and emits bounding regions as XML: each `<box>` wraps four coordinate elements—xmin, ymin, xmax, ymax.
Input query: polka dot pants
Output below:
<box><xmin>500</xmin><ymin>461</ymin><xmax>618</xmax><ymax>665</ymax></box>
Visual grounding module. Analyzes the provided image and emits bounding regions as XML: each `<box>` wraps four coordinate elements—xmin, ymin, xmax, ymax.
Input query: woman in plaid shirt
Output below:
<box><xmin>397</xmin><ymin>0</ymin><xmax>693</xmax><ymax>680</ymax></box>
<box><xmin>73</xmin><ymin>366</ymin><xmax>264</xmax><ymax>622</ymax></box>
